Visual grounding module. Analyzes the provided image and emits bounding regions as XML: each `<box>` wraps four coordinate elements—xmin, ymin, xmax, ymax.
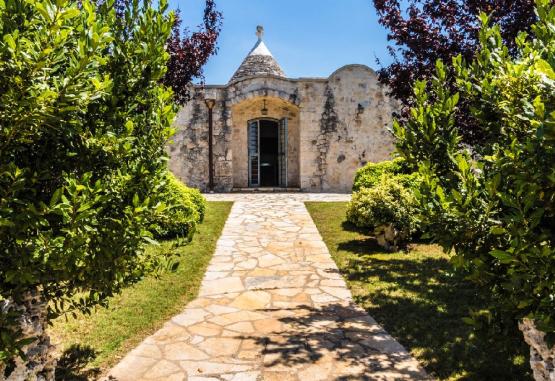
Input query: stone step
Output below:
<box><xmin>230</xmin><ymin>187</ymin><xmax>301</xmax><ymax>193</ymax></box>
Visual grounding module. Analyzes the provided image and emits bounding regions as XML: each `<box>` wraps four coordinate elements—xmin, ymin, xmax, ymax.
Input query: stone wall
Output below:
<box><xmin>169</xmin><ymin>65</ymin><xmax>396</xmax><ymax>192</ymax></box>
<box><xmin>0</xmin><ymin>290</ymin><xmax>55</xmax><ymax>381</ymax></box>
<box><xmin>519</xmin><ymin>319</ymin><xmax>555</xmax><ymax>381</ymax></box>
<box><xmin>169</xmin><ymin>88</ymin><xmax>233</xmax><ymax>192</ymax></box>
<box><xmin>298</xmin><ymin>65</ymin><xmax>396</xmax><ymax>192</ymax></box>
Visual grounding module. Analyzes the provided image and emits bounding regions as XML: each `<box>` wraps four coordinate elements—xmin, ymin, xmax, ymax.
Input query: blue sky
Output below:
<box><xmin>172</xmin><ymin>0</ymin><xmax>394</xmax><ymax>84</ymax></box>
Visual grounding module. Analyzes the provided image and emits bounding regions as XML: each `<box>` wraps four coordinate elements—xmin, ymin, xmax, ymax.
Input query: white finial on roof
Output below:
<box><xmin>248</xmin><ymin>26</ymin><xmax>272</xmax><ymax>57</ymax></box>
<box><xmin>256</xmin><ymin>25</ymin><xmax>264</xmax><ymax>40</ymax></box>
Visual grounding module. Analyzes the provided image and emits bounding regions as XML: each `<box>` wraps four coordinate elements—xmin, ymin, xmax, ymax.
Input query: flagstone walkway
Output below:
<box><xmin>108</xmin><ymin>194</ymin><xmax>428</xmax><ymax>381</ymax></box>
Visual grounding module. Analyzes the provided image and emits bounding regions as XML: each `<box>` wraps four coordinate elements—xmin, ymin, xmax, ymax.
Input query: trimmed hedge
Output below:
<box><xmin>151</xmin><ymin>172</ymin><xmax>206</xmax><ymax>240</ymax></box>
<box><xmin>347</xmin><ymin>176</ymin><xmax>417</xmax><ymax>238</ymax></box>
<box><xmin>187</xmin><ymin>186</ymin><xmax>206</xmax><ymax>223</ymax></box>
<box><xmin>353</xmin><ymin>158</ymin><xmax>407</xmax><ymax>191</ymax></box>
<box><xmin>349</xmin><ymin>159</ymin><xmax>422</xmax><ymax>250</ymax></box>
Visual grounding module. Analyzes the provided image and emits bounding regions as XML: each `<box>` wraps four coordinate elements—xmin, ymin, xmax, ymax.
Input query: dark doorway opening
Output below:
<box><xmin>259</xmin><ymin>119</ymin><xmax>279</xmax><ymax>186</ymax></box>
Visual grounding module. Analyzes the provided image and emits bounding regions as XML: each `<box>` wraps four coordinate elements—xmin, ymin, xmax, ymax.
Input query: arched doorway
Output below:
<box><xmin>248</xmin><ymin>118</ymin><xmax>288</xmax><ymax>187</ymax></box>
<box><xmin>230</xmin><ymin>96</ymin><xmax>300</xmax><ymax>189</ymax></box>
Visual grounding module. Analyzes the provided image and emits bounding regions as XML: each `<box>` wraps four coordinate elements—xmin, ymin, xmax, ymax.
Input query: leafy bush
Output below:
<box><xmin>187</xmin><ymin>185</ymin><xmax>206</xmax><ymax>223</ymax></box>
<box><xmin>352</xmin><ymin>158</ymin><xmax>404</xmax><ymax>191</ymax></box>
<box><xmin>347</xmin><ymin>177</ymin><xmax>417</xmax><ymax>250</ymax></box>
<box><xmin>0</xmin><ymin>0</ymin><xmax>178</xmax><ymax>367</ymax></box>
<box><xmin>151</xmin><ymin>172</ymin><xmax>206</xmax><ymax>240</ymax></box>
<box><xmin>393</xmin><ymin>0</ymin><xmax>555</xmax><ymax>349</ymax></box>
<box><xmin>353</xmin><ymin>158</ymin><xmax>421</xmax><ymax>192</ymax></box>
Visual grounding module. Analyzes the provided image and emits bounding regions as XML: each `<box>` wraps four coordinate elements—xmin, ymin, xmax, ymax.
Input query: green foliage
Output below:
<box><xmin>353</xmin><ymin>158</ymin><xmax>421</xmax><ymax>194</ymax></box>
<box><xmin>0</xmin><ymin>0</ymin><xmax>177</xmax><ymax>363</ymax></box>
<box><xmin>186</xmin><ymin>185</ymin><xmax>206</xmax><ymax>223</ymax></box>
<box><xmin>393</xmin><ymin>60</ymin><xmax>461</xmax><ymax>181</ymax></box>
<box><xmin>351</xmin><ymin>158</ymin><xmax>422</xmax><ymax>250</ymax></box>
<box><xmin>347</xmin><ymin>177</ymin><xmax>417</xmax><ymax>248</ymax></box>
<box><xmin>394</xmin><ymin>0</ymin><xmax>555</xmax><ymax>338</ymax></box>
<box><xmin>151</xmin><ymin>172</ymin><xmax>206</xmax><ymax>240</ymax></box>
<box><xmin>352</xmin><ymin>158</ymin><xmax>404</xmax><ymax>191</ymax></box>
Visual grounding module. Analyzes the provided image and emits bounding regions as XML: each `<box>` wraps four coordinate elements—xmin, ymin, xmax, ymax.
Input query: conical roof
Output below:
<box><xmin>229</xmin><ymin>26</ymin><xmax>285</xmax><ymax>83</ymax></box>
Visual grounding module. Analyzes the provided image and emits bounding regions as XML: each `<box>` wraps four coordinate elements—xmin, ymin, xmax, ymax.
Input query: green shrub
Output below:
<box><xmin>352</xmin><ymin>158</ymin><xmax>405</xmax><ymax>191</ymax></box>
<box><xmin>0</xmin><ymin>0</ymin><xmax>177</xmax><ymax>366</ymax></box>
<box><xmin>395</xmin><ymin>172</ymin><xmax>422</xmax><ymax>191</ymax></box>
<box><xmin>152</xmin><ymin>172</ymin><xmax>206</xmax><ymax>240</ymax></box>
<box><xmin>347</xmin><ymin>177</ymin><xmax>417</xmax><ymax>250</ymax></box>
<box><xmin>353</xmin><ymin>158</ymin><xmax>421</xmax><ymax>195</ymax></box>
<box><xmin>393</xmin><ymin>0</ymin><xmax>555</xmax><ymax>351</ymax></box>
<box><xmin>187</xmin><ymin>186</ymin><xmax>206</xmax><ymax>223</ymax></box>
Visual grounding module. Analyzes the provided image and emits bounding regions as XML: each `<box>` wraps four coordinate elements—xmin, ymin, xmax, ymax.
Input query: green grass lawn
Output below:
<box><xmin>305</xmin><ymin>201</ymin><xmax>531</xmax><ymax>381</ymax></box>
<box><xmin>50</xmin><ymin>201</ymin><xmax>232</xmax><ymax>379</ymax></box>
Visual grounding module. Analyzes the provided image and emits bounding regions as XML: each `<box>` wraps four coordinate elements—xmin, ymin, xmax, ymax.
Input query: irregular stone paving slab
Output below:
<box><xmin>108</xmin><ymin>194</ymin><xmax>429</xmax><ymax>381</ymax></box>
<box><xmin>203</xmin><ymin>193</ymin><xmax>352</xmax><ymax>202</ymax></box>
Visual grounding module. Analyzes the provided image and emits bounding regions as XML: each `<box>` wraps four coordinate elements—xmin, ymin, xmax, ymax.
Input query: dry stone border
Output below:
<box><xmin>107</xmin><ymin>193</ymin><xmax>428</xmax><ymax>380</ymax></box>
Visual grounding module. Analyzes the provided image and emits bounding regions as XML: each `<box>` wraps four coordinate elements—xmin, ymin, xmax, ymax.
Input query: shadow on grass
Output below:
<box><xmin>55</xmin><ymin>344</ymin><xmax>100</xmax><ymax>381</ymax></box>
<box><xmin>337</xmin><ymin>237</ymin><xmax>384</xmax><ymax>256</ymax></box>
<box><xmin>243</xmin><ymin>303</ymin><xmax>428</xmax><ymax>381</ymax></box>
<box><xmin>306</xmin><ymin>202</ymin><xmax>531</xmax><ymax>380</ymax></box>
<box><xmin>340</xmin><ymin>220</ymin><xmax>368</xmax><ymax>234</ymax></box>
<box><xmin>343</xmin><ymin>249</ymin><xmax>531</xmax><ymax>380</ymax></box>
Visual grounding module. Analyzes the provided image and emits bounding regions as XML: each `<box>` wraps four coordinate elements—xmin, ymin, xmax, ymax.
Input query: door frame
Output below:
<box><xmin>247</xmin><ymin>117</ymin><xmax>288</xmax><ymax>188</ymax></box>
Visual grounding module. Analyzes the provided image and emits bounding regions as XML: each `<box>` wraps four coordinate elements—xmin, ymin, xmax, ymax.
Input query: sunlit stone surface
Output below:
<box><xmin>107</xmin><ymin>194</ymin><xmax>428</xmax><ymax>381</ymax></box>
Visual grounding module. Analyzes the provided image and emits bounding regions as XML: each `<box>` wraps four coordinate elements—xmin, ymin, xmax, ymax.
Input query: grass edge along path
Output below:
<box><xmin>50</xmin><ymin>201</ymin><xmax>233</xmax><ymax>378</ymax></box>
<box><xmin>305</xmin><ymin>201</ymin><xmax>531</xmax><ymax>381</ymax></box>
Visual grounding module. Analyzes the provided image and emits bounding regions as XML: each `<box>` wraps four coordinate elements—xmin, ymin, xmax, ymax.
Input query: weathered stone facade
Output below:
<box><xmin>169</xmin><ymin>27</ymin><xmax>396</xmax><ymax>192</ymax></box>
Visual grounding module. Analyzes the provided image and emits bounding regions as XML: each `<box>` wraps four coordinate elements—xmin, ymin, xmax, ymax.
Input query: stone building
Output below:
<box><xmin>169</xmin><ymin>26</ymin><xmax>396</xmax><ymax>192</ymax></box>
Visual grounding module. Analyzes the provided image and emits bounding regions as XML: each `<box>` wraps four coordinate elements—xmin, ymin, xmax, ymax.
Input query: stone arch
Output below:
<box><xmin>226</xmin><ymin>78</ymin><xmax>301</xmax><ymax>108</ymax></box>
<box><xmin>230</xmin><ymin>95</ymin><xmax>301</xmax><ymax>189</ymax></box>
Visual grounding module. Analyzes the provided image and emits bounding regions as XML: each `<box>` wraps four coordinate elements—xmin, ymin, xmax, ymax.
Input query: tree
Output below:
<box><xmin>110</xmin><ymin>0</ymin><xmax>222</xmax><ymax>105</ymax></box>
<box><xmin>164</xmin><ymin>1</ymin><xmax>222</xmax><ymax>105</ymax></box>
<box><xmin>373</xmin><ymin>0</ymin><xmax>538</xmax><ymax>145</ymax></box>
<box><xmin>393</xmin><ymin>1</ymin><xmax>555</xmax><ymax>377</ymax></box>
<box><xmin>0</xmin><ymin>0</ymin><xmax>207</xmax><ymax>378</ymax></box>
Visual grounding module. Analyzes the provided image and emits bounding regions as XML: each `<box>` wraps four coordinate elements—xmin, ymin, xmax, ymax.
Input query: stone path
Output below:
<box><xmin>108</xmin><ymin>194</ymin><xmax>428</xmax><ymax>381</ymax></box>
